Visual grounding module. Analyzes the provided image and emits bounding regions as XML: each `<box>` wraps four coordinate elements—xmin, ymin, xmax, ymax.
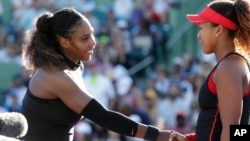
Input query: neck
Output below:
<box><xmin>215</xmin><ymin>38</ymin><xmax>235</xmax><ymax>62</ymax></box>
<box><xmin>61</xmin><ymin>52</ymin><xmax>80</xmax><ymax>70</ymax></box>
<box><xmin>64</xmin><ymin>56</ymin><xmax>80</xmax><ymax>70</ymax></box>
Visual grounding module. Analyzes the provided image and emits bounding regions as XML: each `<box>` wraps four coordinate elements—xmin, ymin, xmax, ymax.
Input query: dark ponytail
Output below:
<box><xmin>36</xmin><ymin>13</ymin><xmax>53</xmax><ymax>34</ymax></box>
<box><xmin>22</xmin><ymin>8</ymin><xmax>84</xmax><ymax>72</ymax></box>
<box><xmin>233</xmin><ymin>0</ymin><xmax>250</xmax><ymax>47</ymax></box>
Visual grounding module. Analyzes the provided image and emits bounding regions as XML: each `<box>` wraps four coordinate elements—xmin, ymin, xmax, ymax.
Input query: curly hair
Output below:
<box><xmin>22</xmin><ymin>8</ymin><xmax>86</xmax><ymax>72</ymax></box>
<box><xmin>208</xmin><ymin>0</ymin><xmax>250</xmax><ymax>60</ymax></box>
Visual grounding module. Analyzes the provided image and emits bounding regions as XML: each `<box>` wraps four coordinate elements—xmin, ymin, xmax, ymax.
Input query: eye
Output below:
<box><xmin>82</xmin><ymin>37</ymin><xmax>89</xmax><ymax>41</ymax></box>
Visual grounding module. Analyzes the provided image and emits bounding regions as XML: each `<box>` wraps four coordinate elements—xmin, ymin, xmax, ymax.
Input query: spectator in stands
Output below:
<box><xmin>3</xmin><ymin>89</ymin><xmax>22</xmax><ymax>112</ymax></box>
<box><xmin>168</xmin><ymin>112</ymin><xmax>191</xmax><ymax>134</ymax></box>
<box><xmin>113</xmin><ymin>0</ymin><xmax>134</xmax><ymax>21</ymax></box>
<box><xmin>153</xmin><ymin>65</ymin><xmax>170</xmax><ymax>98</ymax></box>
<box><xmin>115</xmin><ymin>99</ymin><xmax>153</xmax><ymax>141</ymax></box>
<box><xmin>113</xmin><ymin>65</ymin><xmax>146</xmax><ymax>110</ymax></box>
<box><xmin>4</xmin><ymin>76</ymin><xmax>26</xmax><ymax>112</ymax></box>
<box><xmin>17</xmin><ymin>0</ymin><xmax>47</xmax><ymax>35</ymax></box>
<box><xmin>143</xmin><ymin>77</ymin><xmax>159</xmax><ymax>124</ymax></box>
<box><xmin>156</xmin><ymin>82</ymin><xmax>190</xmax><ymax>129</ymax></box>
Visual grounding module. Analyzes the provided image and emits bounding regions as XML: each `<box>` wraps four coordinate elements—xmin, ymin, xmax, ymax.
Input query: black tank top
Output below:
<box><xmin>196</xmin><ymin>52</ymin><xmax>250</xmax><ymax>141</ymax></box>
<box><xmin>21</xmin><ymin>88</ymin><xmax>82</xmax><ymax>141</ymax></box>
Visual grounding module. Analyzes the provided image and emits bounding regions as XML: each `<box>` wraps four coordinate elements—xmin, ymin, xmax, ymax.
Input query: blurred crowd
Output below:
<box><xmin>0</xmin><ymin>0</ymin><xmax>217</xmax><ymax>141</ymax></box>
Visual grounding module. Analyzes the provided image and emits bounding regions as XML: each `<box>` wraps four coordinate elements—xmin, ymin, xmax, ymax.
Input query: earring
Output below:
<box><xmin>216</xmin><ymin>34</ymin><xmax>218</xmax><ymax>37</ymax></box>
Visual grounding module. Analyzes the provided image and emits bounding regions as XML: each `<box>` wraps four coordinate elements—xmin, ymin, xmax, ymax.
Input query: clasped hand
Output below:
<box><xmin>156</xmin><ymin>130</ymin><xmax>187</xmax><ymax>141</ymax></box>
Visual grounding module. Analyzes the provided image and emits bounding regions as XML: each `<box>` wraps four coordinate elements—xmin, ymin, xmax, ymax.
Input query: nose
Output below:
<box><xmin>197</xmin><ymin>32</ymin><xmax>201</xmax><ymax>39</ymax></box>
<box><xmin>91</xmin><ymin>36</ymin><xmax>96</xmax><ymax>47</ymax></box>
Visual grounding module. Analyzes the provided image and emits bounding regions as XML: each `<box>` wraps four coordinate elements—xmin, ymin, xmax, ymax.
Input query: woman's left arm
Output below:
<box><xmin>215</xmin><ymin>58</ymin><xmax>245</xmax><ymax>141</ymax></box>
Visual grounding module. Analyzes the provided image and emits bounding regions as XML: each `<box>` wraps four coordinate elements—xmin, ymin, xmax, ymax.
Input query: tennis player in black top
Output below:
<box><xmin>21</xmin><ymin>7</ymin><xmax>172</xmax><ymax>141</ymax></box>
<box><xmin>169</xmin><ymin>0</ymin><xmax>250</xmax><ymax>141</ymax></box>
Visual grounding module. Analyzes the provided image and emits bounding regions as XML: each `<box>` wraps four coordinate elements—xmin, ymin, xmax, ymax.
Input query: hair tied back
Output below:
<box><xmin>36</xmin><ymin>12</ymin><xmax>54</xmax><ymax>34</ymax></box>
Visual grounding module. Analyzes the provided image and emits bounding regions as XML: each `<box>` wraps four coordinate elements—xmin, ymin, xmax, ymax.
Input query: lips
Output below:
<box><xmin>86</xmin><ymin>47</ymin><xmax>95</xmax><ymax>55</ymax></box>
<box><xmin>87</xmin><ymin>50</ymin><xmax>93</xmax><ymax>55</ymax></box>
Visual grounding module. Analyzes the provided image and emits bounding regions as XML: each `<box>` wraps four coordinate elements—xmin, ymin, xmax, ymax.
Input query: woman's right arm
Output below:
<box><xmin>50</xmin><ymin>72</ymin><xmax>172</xmax><ymax>140</ymax></box>
<box><xmin>81</xmin><ymin>98</ymin><xmax>174</xmax><ymax>140</ymax></box>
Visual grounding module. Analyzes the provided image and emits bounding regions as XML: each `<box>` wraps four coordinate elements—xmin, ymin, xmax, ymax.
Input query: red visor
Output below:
<box><xmin>186</xmin><ymin>7</ymin><xmax>237</xmax><ymax>30</ymax></box>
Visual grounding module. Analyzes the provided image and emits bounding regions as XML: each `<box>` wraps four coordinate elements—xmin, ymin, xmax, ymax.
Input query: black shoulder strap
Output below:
<box><xmin>210</xmin><ymin>52</ymin><xmax>250</xmax><ymax>75</ymax></box>
<box><xmin>223</xmin><ymin>52</ymin><xmax>250</xmax><ymax>71</ymax></box>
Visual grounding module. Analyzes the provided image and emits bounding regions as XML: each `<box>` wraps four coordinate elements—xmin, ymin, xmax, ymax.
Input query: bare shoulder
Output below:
<box><xmin>30</xmin><ymin>68</ymin><xmax>92</xmax><ymax>114</ymax></box>
<box><xmin>218</xmin><ymin>54</ymin><xmax>247</xmax><ymax>71</ymax></box>
<box><xmin>32</xmin><ymin>68</ymin><xmax>68</xmax><ymax>84</ymax></box>
<box><xmin>215</xmin><ymin>54</ymin><xmax>248</xmax><ymax>84</ymax></box>
<box><xmin>30</xmin><ymin>68</ymin><xmax>75</xmax><ymax>98</ymax></box>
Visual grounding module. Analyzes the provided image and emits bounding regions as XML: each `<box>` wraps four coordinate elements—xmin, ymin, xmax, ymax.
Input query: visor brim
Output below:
<box><xmin>186</xmin><ymin>14</ymin><xmax>206</xmax><ymax>25</ymax></box>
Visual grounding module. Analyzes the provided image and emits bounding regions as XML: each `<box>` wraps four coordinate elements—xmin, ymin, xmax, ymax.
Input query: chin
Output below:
<box><xmin>202</xmin><ymin>51</ymin><xmax>209</xmax><ymax>54</ymax></box>
<box><xmin>81</xmin><ymin>54</ymin><xmax>92</xmax><ymax>61</ymax></box>
<box><xmin>203</xmin><ymin>51</ymin><xmax>210</xmax><ymax>54</ymax></box>
<box><xmin>82</xmin><ymin>59</ymin><xmax>91</xmax><ymax>62</ymax></box>
<box><xmin>84</xmin><ymin>56</ymin><xmax>92</xmax><ymax>61</ymax></box>
<box><xmin>203</xmin><ymin>50</ymin><xmax>213</xmax><ymax>55</ymax></box>
<box><xmin>202</xmin><ymin>48</ymin><xmax>209</xmax><ymax>54</ymax></box>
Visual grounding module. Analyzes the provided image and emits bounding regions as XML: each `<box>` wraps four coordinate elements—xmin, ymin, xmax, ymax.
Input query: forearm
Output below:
<box><xmin>81</xmin><ymin>99</ymin><xmax>169</xmax><ymax>140</ymax></box>
<box><xmin>81</xmin><ymin>99</ymin><xmax>138</xmax><ymax>136</ymax></box>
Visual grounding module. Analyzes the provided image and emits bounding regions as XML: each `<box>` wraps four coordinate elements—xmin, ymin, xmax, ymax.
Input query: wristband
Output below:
<box><xmin>144</xmin><ymin>125</ymin><xmax>159</xmax><ymax>141</ymax></box>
